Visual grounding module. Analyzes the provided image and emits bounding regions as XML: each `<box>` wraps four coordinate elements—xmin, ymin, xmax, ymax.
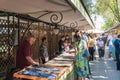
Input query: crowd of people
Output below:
<box><xmin>94</xmin><ymin>32</ymin><xmax>120</xmax><ymax>71</ymax></box>
<box><xmin>58</xmin><ymin>31</ymin><xmax>120</xmax><ymax>80</ymax></box>
<box><xmin>13</xmin><ymin>30</ymin><xmax>120</xmax><ymax>80</ymax></box>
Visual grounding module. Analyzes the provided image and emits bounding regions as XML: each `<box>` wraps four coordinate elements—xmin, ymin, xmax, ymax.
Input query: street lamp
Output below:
<box><xmin>72</xmin><ymin>32</ymin><xmax>75</xmax><ymax>36</ymax></box>
<box><xmin>53</xmin><ymin>24</ymin><xmax>59</xmax><ymax>34</ymax></box>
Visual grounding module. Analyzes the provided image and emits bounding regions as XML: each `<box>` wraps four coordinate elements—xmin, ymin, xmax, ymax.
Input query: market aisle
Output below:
<box><xmin>90</xmin><ymin>47</ymin><xmax>120</xmax><ymax>80</ymax></box>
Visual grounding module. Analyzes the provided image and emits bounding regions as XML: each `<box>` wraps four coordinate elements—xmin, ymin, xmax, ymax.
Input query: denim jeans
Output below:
<box><xmin>98</xmin><ymin>47</ymin><xmax>105</xmax><ymax>58</ymax></box>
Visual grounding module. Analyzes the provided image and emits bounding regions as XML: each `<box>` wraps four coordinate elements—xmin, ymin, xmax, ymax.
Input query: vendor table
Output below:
<box><xmin>14</xmin><ymin>65</ymin><xmax>68</xmax><ymax>80</ymax></box>
<box><xmin>14</xmin><ymin>51</ymin><xmax>77</xmax><ymax>80</ymax></box>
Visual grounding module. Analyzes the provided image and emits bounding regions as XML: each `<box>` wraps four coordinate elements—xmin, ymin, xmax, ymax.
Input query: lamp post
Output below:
<box><xmin>53</xmin><ymin>24</ymin><xmax>59</xmax><ymax>34</ymax></box>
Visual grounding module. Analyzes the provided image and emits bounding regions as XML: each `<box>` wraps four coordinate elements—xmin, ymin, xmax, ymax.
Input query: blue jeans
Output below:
<box><xmin>98</xmin><ymin>47</ymin><xmax>105</xmax><ymax>58</ymax></box>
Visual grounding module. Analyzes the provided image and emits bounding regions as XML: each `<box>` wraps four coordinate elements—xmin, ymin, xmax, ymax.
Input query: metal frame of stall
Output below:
<box><xmin>0</xmin><ymin>11</ymin><xmax>76</xmax><ymax>79</ymax></box>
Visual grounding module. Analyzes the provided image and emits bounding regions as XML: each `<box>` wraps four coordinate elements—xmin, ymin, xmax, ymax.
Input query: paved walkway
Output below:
<box><xmin>90</xmin><ymin>47</ymin><xmax>120</xmax><ymax>80</ymax></box>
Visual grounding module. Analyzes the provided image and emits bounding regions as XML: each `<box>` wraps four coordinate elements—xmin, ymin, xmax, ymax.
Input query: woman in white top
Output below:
<box><xmin>107</xmin><ymin>34</ymin><xmax>113</xmax><ymax>58</ymax></box>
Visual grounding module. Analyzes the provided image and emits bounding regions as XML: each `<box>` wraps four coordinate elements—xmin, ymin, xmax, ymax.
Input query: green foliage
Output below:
<box><xmin>82</xmin><ymin>0</ymin><xmax>93</xmax><ymax>14</ymax></box>
<box><xmin>102</xmin><ymin>19</ymin><xmax>114</xmax><ymax>30</ymax></box>
<box><xmin>82</xmin><ymin>0</ymin><xmax>120</xmax><ymax>31</ymax></box>
<box><xmin>94</xmin><ymin>0</ymin><xmax>120</xmax><ymax>30</ymax></box>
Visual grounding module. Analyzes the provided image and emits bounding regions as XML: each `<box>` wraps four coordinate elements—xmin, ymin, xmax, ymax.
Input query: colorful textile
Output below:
<box><xmin>75</xmin><ymin>40</ymin><xmax>89</xmax><ymax>77</ymax></box>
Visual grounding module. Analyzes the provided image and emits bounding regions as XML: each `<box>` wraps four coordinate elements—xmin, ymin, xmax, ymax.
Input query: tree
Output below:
<box><xmin>94</xmin><ymin>0</ymin><xmax>120</xmax><ymax>30</ymax></box>
<box><xmin>82</xmin><ymin>0</ymin><xmax>94</xmax><ymax>14</ymax></box>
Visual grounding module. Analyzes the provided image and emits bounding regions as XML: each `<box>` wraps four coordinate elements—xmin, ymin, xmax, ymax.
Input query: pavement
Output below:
<box><xmin>89</xmin><ymin>47</ymin><xmax>120</xmax><ymax>80</ymax></box>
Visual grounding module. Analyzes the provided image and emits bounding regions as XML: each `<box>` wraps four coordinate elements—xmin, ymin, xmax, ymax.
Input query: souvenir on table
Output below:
<box><xmin>53</xmin><ymin>56</ymin><xmax>73</xmax><ymax>61</ymax></box>
<box><xmin>18</xmin><ymin>65</ymin><xmax>61</xmax><ymax>80</ymax></box>
<box><xmin>31</xmin><ymin>65</ymin><xmax>61</xmax><ymax>73</ymax></box>
<box><xmin>60</xmin><ymin>53</ymin><xmax>74</xmax><ymax>60</ymax></box>
<box><xmin>45</xmin><ymin>59</ymin><xmax>73</xmax><ymax>67</ymax></box>
<box><xmin>45</xmin><ymin>52</ymin><xmax>75</xmax><ymax>67</ymax></box>
<box><xmin>19</xmin><ymin>69</ymin><xmax>56</xmax><ymax>80</ymax></box>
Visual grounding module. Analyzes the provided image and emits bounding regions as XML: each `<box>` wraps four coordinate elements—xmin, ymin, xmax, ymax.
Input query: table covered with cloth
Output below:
<box><xmin>14</xmin><ymin>51</ymin><xmax>77</xmax><ymax>80</ymax></box>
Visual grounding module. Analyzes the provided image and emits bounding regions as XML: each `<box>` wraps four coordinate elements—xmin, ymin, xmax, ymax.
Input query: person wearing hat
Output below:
<box><xmin>16</xmin><ymin>34</ymin><xmax>39</xmax><ymax>69</ymax></box>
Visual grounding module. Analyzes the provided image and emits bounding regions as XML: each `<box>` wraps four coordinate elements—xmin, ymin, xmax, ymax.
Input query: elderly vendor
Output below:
<box><xmin>16</xmin><ymin>34</ymin><xmax>39</xmax><ymax>69</ymax></box>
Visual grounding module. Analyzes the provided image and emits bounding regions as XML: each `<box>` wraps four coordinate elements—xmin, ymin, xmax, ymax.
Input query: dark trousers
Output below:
<box><xmin>88</xmin><ymin>61</ymin><xmax>92</xmax><ymax>75</ymax></box>
<box><xmin>39</xmin><ymin>58</ymin><xmax>46</xmax><ymax>64</ymax></box>
<box><xmin>5</xmin><ymin>68</ymin><xmax>20</xmax><ymax>80</ymax></box>
<box><xmin>116</xmin><ymin>53</ymin><xmax>120</xmax><ymax>70</ymax></box>
<box><xmin>98</xmin><ymin>47</ymin><xmax>105</xmax><ymax>58</ymax></box>
<box><xmin>89</xmin><ymin>47</ymin><xmax>94</xmax><ymax>61</ymax></box>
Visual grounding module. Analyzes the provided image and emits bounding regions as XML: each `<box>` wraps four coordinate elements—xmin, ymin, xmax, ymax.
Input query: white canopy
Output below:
<box><xmin>0</xmin><ymin>0</ymin><xmax>94</xmax><ymax>30</ymax></box>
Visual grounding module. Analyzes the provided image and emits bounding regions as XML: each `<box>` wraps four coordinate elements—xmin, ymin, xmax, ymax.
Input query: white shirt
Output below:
<box><xmin>108</xmin><ymin>35</ymin><xmax>113</xmax><ymax>45</ymax></box>
<box><xmin>97</xmin><ymin>40</ymin><xmax>104</xmax><ymax>47</ymax></box>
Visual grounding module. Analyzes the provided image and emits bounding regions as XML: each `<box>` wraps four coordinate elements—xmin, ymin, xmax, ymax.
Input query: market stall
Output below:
<box><xmin>0</xmin><ymin>0</ymin><xmax>95</xmax><ymax>79</ymax></box>
<box><xmin>14</xmin><ymin>51</ymin><xmax>77</xmax><ymax>80</ymax></box>
<box><xmin>14</xmin><ymin>65</ymin><xmax>68</xmax><ymax>80</ymax></box>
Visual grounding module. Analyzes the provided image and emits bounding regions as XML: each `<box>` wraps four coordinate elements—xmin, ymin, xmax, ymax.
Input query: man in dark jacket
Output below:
<box><xmin>114</xmin><ymin>34</ymin><xmax>120</xmax><ymax>70</ymax></box>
